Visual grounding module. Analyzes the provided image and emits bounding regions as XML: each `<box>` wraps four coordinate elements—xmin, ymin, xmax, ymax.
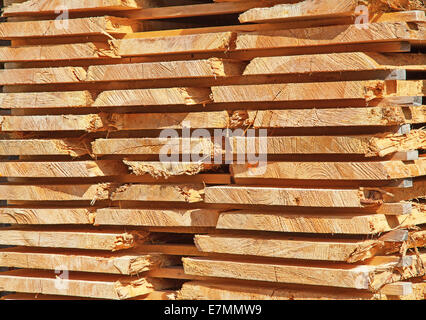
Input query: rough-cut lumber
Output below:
<box><xmin>235</xmin><ymin>22</ymin><xmax>426</xmax><ymax>51</ymax></box>
<box><xmin>124</xmin><ymin>161</ymin><xmax>218</xmax><ymax>179</ymax></box>
<box><xmin>93</xmin><ymin>88</ymin><xmax>212</xmax><ymax>107</ymax></box>
<box><xmin>0</xmin><ymin>227</ymin><xmax>148</xmax><ymax>251</ymax></box>
<box><xmin>239</xmin><ymin>0</ymin><xmax>363</xmax><ymax>23</ymax></box>
<box><xmin>136</xmin><ymin>244</ymin><xmax>204</xmax><ymax>257</ymax></box>
<box><xmin>239</xmin><ymin>0</ymin><xmax>426</xmax><ymax>23</ymax></box>
<box><xmin>111</xmin><ymin>184</ymin><xmax>205</xmax><ymax>203</ymax></box>
<box><xmin>178</xmin><ymin>280</ymin><xmax>385</xmax><ymax>300</ymax></box>
<box><xmin>230</xmin><ymin>131</ymin><xmax>426</xmax><ymax>157</ymax></box>
<box><xmin>205</xmin><ymin>186</ymin><xmax>381</xmax><ymax>208</ymax></box>
<box><xmin>178</xmin><ymin>280</ymin><xmax>412</xmax><ymax>300</ymax></box>
<box><xmin>0</xmin><ymin>91</ymin><xmax>93</xmax><ymax>109</ymax></box>
<box><xmin>112</xmin><ymin>32</ymin><xmax>235</xmax><ymax>56</ymax></box>
<box><xmin>87</xmin><ymin>58</ymin><xmax>244</xmax><ymax>82</ymax></box>
<box><xmin>379</xmin><ymin>229</ymin><xmax>409</xmax><ymax>242</ymax></box>
<box><xmin>1</xmin><ymin>294</ymin><xmax>93</xmax><ymax>300</ymax></box>
<box><xmin>95</xmin><ymin>208</ymin><xmax>219</xmax><ymax>227</ymax></box>
<box><xmin>376</xmin><ymin>202</ymin><xmax>414</xmax><ymax>215</ymax></box>
<box><xmin>0</xmin><ymin>139</ymin><xmax>90</xmax><ymax>157</ymax></box>
<box><xmin>194</xmin><ymin>234</ymin><xmax>415</xmax><ymax>262</ymax></box>
<box><xmin>231</xmin><ymin>159</ymin><xmax>426</xmax><ymax>181</ymax></box>
<box><xmin>0</xmin><ymin>247</ymin><xmax>173</xmax><ymax>275</ymax></box>
<box><xmin>380</xmin><ymin>282</ymin><xmax>414</xmax><ymax>296</ymax></box>
<box><xmin>216</xmin><ymin>206</ymin><xmax>426</xmax><ymax>234</ymax></box>
<box><xmin>124</xmin><ymin>1</ymin><xmax>281</xmax><ymax>20</ymax></box>
<box><xmin>2</xmin><ymin>291</ymin><xmax>176</xmax><ymax>300</ymax></box>
<box><xmin>182</xmin><ymin>257</ymin><xmax>424</xmax><ymax>291</ymax></box>
<box><xmin>367</xmin><ymin>131</ymin><xmax>425</xmax><ymax>157</ymax></box>
<box><xmin>402</xmin><ymin>281</ymin><xmax>426</xmax><ymax>300</ymax></box>
<box><xmin>92</xmin><ymin>131</ymin><xmax>425</xmax><ymax>157</ymax></box>
<box><xmin>372</xmin><ymin>10</ymin><xmax>426</xmax><ymax>23</ymax></box>
<box><xmin>3</xmin><ymin>0</ymin><xmax>278</xmax><ymax>17</ymax></box>
<box><xmin>119</xmin><ymin>173</ymin><xmax>231</xmax><ymax>185</ymax></box>
<box><xmin>244</xmin><ymin>53</ymin><xmax>426</xmax><ymax>75</ymax></box>
<box><xmin>0</xmin><ymin>184</ymin><xmax>113</xmax><ymax>201</ymax></box>
<box><xmin>108</xmin><ymin>112</ymin><xmax>228</xmax><ymax>130</ymax></box>
<box><xmin>0</xmin><ymin>269</ymin><xmax>175</xmax><ymax>300</ymax></box>
<box><xmin>212</xmin><ymin>80</ymin><xmax>425</xmax><ymax>103</ymax></box>
<box><xmin>0</xmin><ymin>161</ymin><xmax>127</xmax><ymax>178</ymax></box>
<box><xmin>0</xmin><ymin>17</ymin><xmax>140</xmax><ymax>39</ymax></box>
<box><xmin>92</xmin><ymin>138</ymin><xmax>217</xmax><ymax>156</ymax></box>
<box><xmin>381</xmin><ymin>178</ymin><xmax>426</xmax><ymax>202</ymax></box>
<box><xmin>3</xmin><ymin>0</ymin><xmax>140</xmax><ymax>16</ymax></box>
<box><xmin>0</xmin><ymin>43</ymin><xmax>120</xmax><ymax>62</ymax></box>
<box><xmin>0</xmin><ymin>208</ymin><xmax>93</xmax><ymax>225</ymax></box>
<box><xmin>0</xmin><ymin>114</ymin><xmax>106</xmax><ymax>132</ymax></box>
<box><xmin>232</xmin><ymin>107</ymin><xmax>425</xmax><ymax>128</ymax></box>
<box><xmin>0</xmin><ymin>67</ymin><xmax>87</xmax><ymax>86</ymax></box>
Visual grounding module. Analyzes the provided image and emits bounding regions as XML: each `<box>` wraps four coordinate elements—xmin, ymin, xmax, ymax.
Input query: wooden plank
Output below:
<box><xmin>215</xmin><ymin>206</ymin><xmax>426</xmax><ymax>234</ymax></box>
<box><xmin>0</xmin><ymin>139</ymin><xmax>91</xmax><ymax>157</ymax></box>
<box><xmin>194</xmin><ymin>234</ymin><xmax>403</xmax><ymax>262</ymax></box>
<box><xmin>0</xmin><ymin>247</ymin><xmax>175</xmax><ymax>275</ymax></box>
<box><xmin>240</xmin><ymin>0</ymin><xmax>360</xmax><ymax>23</ymax></box>
<box><xmin>392</xmin><ymin>150</ymin><xmax>420</xmax><ymax>161</ymax></box>
<box><xmin>182</xmin><ymin>257</ymin><xmax>423</xmax><ymax>291</ymax></box>
<box><xmin>0</xmin><ymin>161</ymin><xmax>127</xmax><ymax>178</ymax></box>
<box><xmin>2</xmin><ymin>291</ymin><xmax>176</xmax><ymax>300</ymax></box>
<box><xmin>93</xmin><ymin>88</ymin><xmax>212</xmax><ymax>107</ymax></box>
<box><xmin>0</xmin><ymin>208</ymin><xmax>93</xmax><ymax>225</ymax></box>
<box><xmin>0</xmin><ymin>17</ymin><xmax>140</xmax><ymax>39</ymax></box>
<box><xmin>0</xmin><ymin>269</ymin><xmax>175</xmax><ymax>300</ymax></box>
<box><xmin>0</xmin><ymin>227</ymin><xmax>148</xmax><ymax>251</ymax></box>
<box><xmin>0</xmin><ymin>114</ymin><xmax>106</xmax><ymax>132</ymax></box>
<box><xmin>380</xmin><ymin>282</ymin><xmax>413</xmax><ymax>296</ymax></box>
<box><xmin>95</xmin><ymin>208</ymin><xmax>219</xmax><ymax>227</ymax></box>
<box><xmin>366</xmin><ymin>130</ymin><xmax>425</xmax><ymax>157</ymax></box>
<box><xmin>1</xmin><ymin>294</ymin><xmax>94</xmax><ymax>300</ymax></box>
<box><xmin>0</xmin><ymin>43</ymin><xmax>120</xmax><ymax>62</ymax></box>
<box><xmin>376</xmin><ymin>202</ymin><xmax>414</xmax><ymax>215</ymax></box>
<box><xmin>229</xmin><ymin>131</ymin><xmax>426</xmax><ymax>157</ymax></box>
<box><xmin>244</xmin><ymin>52</ymin><xmax>426</xmax><ymax>74</ymax></box>
<box><xmin>0</xmin><ymin>67</ymin><xmax>87</xmax><ymax>86</ymax></box>
<box><xmin>239</xmin><ymin>0</ymin><xmax>426</xmax><ymax>23</ymax></box>
<box><xmin>232</xmin><ymin>107</ymin><xmax>426</xmax><ymax>128</ymax></box>
<box><xmin>380</xmin><ymin>179</ymin><xmax>426</xmax><ymax>202</ymax></box>
<box><xmin>107</xmin><ymin>111</ymin><xmax>228</xmax><ymax>130</ymax></box>
<box><xmin>136</xmin><ymin>244</ymin><xmax>204</xmax><ymax>257</ymax></box>
<box><xmin>205</xmin><ymin>186</ymin><xmax>379</xmax><ymax>208</ymax></box>
<box><xmin>111</xmin><ymin>184</ymin><xmax>205</xmax><ymax>203</ymax></box>
<box><xmin>92</xmin><ymin>137</ymin><xmax>216</xmax><ymax>156</ymax></box>
<box><xmin>87</xmin><ymin>58</ymin><xmax>245</xmax><ymax>82</ymax></box>
<box><xmin>371</xmin><ymin>10</ymin><xmax>426</xmax><ymax>23</ymax></box>
<box><xmin>379</xmin><ymin>229</ymin><xmax>409</xmax><ymax>242</ymax></box>
<box><xmin>402</xmin><ymin>281</ymin><xmax>426</xmax><ymax>300</ymax></box>
<box><xmin>0</xmin><ymin>184</ymin><xmax>113</xmax><ymax>201</ymax></box>
<box><xmin>0</xmin><ymin>91</ymin><xmax>93</xmax><ymax>109</ymax></box>
<box><xmin>3</xmin><ymin>0</ymin><xmax>140</xmax><ymax>16</ymax></box>
<box><xmin>113</xmin><ymin>32</ymin><xmax>235</xmax><ymax>57</ymax></box>
<box><xmin>121</xmin><ymin>173</ymin><xmax>231</xmax><ymax>185</ymax></box>
<box><xmin>177</xmin><ymin>280</ymin><xmax>382</xmax><ymax>300</ymax></box>
<box><xmin>123</xmin><ymin>162</ymin><xmax>219</xmax><ymax>178</ymax></box>
<box><xmin>235</xmin><ymin>22</ymin><xmax>425</xmax><ymax>52</ymax></box>
<box><xmin>91</xmin><ymin>130</ymin><xmax>425</xmax><ymax>157</ymax></box>
<box><xmin>212</xmin><ymin>80</ymin><xmax>425</xmax><ymax>103</ymax></box>
<box><xmin>231</xmin><ymin>159</ymin><xmax>426</xmax><ymax>181</ymax></box>
<box><xmin>123</xmin><ymin>1</ymin><xmax>280</xmax><ymax>20</ymax></box>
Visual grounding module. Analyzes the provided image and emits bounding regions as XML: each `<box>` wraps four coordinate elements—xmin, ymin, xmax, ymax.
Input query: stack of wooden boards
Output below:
<box><xmin>0</xmin><ymin>0</ymin><xmax>425</xmax><ymax>300</ymax></box>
